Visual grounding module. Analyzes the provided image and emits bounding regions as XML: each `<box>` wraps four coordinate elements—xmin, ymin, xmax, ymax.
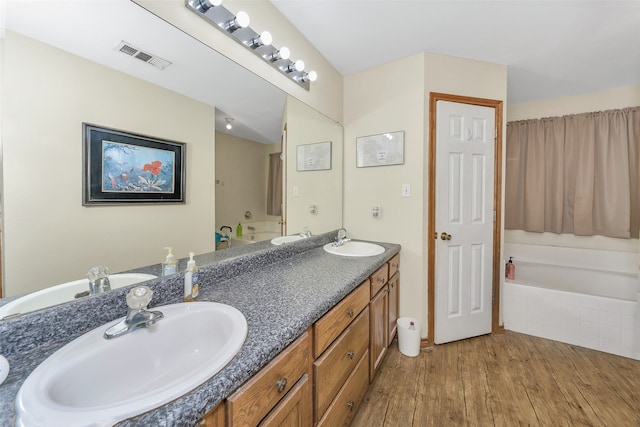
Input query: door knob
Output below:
<box><xmin>440</xmin><ymin>232</ymin><xmax>452</xmax><ymax>241</ymax></box>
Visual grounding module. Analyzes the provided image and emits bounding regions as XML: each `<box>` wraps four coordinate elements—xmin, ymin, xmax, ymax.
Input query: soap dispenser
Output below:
<box><xmin>184</xmin><ymin>252</ymin><xmax>199</xmax><ymax>302</ymax></box>
<box><xmin>505</xmin><ymin>257</ymin><xmax>515</xmax><ymax>280</ymax></box>
<box><xmin>162</xmin><ymin>247</ymin><xmax>177</xmax><ymax>276</ymax></box>
<box><xmin>236</xmin><ymin>222</ymin><xmax>243</xmax><ymax>237</ymax></box>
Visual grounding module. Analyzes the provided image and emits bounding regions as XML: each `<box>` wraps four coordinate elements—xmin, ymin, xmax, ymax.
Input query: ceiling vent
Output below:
<box><xmin>115</xmin><ymin>41</ymin><xmax>172</xmax><ymax>70</ymax></box>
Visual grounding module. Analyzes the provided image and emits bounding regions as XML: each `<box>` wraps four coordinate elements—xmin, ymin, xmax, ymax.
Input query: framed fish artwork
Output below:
<box><xmin>82</xmin><ymin>123</ymin><xmax>186</xmax><ymax>205</ymax></box>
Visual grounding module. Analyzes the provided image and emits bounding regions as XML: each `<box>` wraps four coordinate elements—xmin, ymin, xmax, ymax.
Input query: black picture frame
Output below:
<box><xmin>82</xmin><ymin>123</ymin><xmax>186</xmax><ymax>205</ymax></box>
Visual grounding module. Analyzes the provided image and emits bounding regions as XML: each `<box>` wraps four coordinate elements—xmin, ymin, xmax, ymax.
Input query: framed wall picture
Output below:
<box><xmin>296</xmin><ymin>141</ymin><xmax>332</xmax><ymax>171</ymax></box>
<box><xmin>356</xmin><ymin>131</ymin><xmax>404</xmax><ymax>167</ymax></box>
<box><xmin>82</xmin><ymin>123</ymin><xmax>186</xmax><ymax>205</ymax></box>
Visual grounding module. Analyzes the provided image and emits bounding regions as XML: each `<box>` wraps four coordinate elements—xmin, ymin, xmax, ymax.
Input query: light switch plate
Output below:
<box><xmin>402</xmin><ymin>184</ymin><xmax>411</xmax><ymax>197</ymax></box>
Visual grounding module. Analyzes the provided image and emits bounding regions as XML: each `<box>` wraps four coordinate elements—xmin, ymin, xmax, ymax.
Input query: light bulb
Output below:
<box><xmin>226</xmin><ymin>122</ymin><xmax>232</xmax><ymax>130</ymax></box>
<box><xmin>259</xmin><ymin>31</ymin><xmax>272</xmax><ymax>46</ymax></box>
<box><xmin>308</xmin><ymin>71</ymin><xmax>317</xmax><ymax>82</ymax></box>
<box><xmin>294</xmin><ymin>59</ymin><xmax>305</xmax><ymax>72</ymax></box>
<box><xmin>279</xmin><ymin>47</ymin><xmax>290</xmax><ymax>60</ymax></box>
<box><xmin>235</xmin><ymin>11</ymin><xmax>250</xmax><ymax>28</ymax></box>
<box><xmin>224</xmin><ymin>11</ymin><xmax>250</xmax><ymax>32</ymax></box>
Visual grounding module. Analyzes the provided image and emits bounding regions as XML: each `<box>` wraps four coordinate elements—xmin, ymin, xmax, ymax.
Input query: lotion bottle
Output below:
<box><xmin>184</xmin><ymin>252</ymin><xmax>199</xmax><ymax>301</ymax></box>
<box><xmin>162</xmin><ymin>247</ymin><xmax>177</xmax><ymax>276</ymax></box>
<box><xmin>505</xmin><ymin>257</ymin><xmax>515</xmax><ymax>280</ymax></box>
<box><xmin>236</xmin><ymin>222</ymin><xmax>243</xmax><ymax>237</ymax></box>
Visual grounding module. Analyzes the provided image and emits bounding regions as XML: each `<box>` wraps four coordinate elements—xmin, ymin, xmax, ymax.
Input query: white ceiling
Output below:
<box><xmin>5</xmin><ymin>0</ymin><xmax>639</xmax><ymax>144</ymax></box>
<box><xmin>272</xmin><ymin>0</ymin><xmax>640</xmax><ymax>105</ymax></box>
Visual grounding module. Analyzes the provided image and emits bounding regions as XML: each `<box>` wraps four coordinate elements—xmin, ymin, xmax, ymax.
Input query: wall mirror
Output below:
<box><xmin>0</xmin><ymin>0</ymin><xmax>343</xmax><ymax>317</ymax></box>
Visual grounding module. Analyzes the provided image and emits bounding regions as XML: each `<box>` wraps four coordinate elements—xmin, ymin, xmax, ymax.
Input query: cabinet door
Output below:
<box><xmin>199</xmin><ymin>401</ymin><xmax>225</xmax><ymax>426</ymax></box>
<box><xmin>369</xmin><ymin>285</ymin><xmax>388</xmax><ymax>381</ymax></box>
<box><xmin>388</xmin><ymin>272</ymin><xmax>399</xmax><ymax>344</ymax></box>
<box><xmin>259</xmin><ymin>374</ymin><xmax>312</xmax><ymax>427</ymax></box>
<box><xmin>228</xmin><ymin>332</ymin><xmax>310</xmax><ymax>426</ymax></box>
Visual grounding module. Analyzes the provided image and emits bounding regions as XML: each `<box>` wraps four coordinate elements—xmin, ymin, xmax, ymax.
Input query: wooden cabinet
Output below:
<box><xmin>313</xmin><ymin>282</ymin><xmax>370</xmax><ymax>424</ymax></box>
<box><xmin>258</xmin><ymin>374</ymin><xmax>311</xmax><ymax>427</ymax></box>
<box><xmin>314</xmin><ymin>308</ymin><xmax>369</xmax><ymax>419</ymax></box>
<box><xmin>313</xmin><ymin>281</ymin><xmax>369</xmax><ymax>358</ymax></box>
<box><xmin>369</xmin><ymin>254</ymin><xmax>401</xmax><ymax>381</ymax></box>
<box><xmin>369</xmin><ymin>283</ymin><xmax>388</xmax><ymax>381</ymax></box>
<box><xmin>199</xmin><ymin>402</ymin><xmax>225</xmax><ymax>427</ymax></box>
<box><xmin>316</xmin><ymin>352</ymin><xmax>369</xmax><ymax>427</ymax></box>
<box><xmin>388</xmin><ymin>272</ymin><xmax>399</xmax><ymax>343</ymax></box>
<box><xmin>198</xmin><ymin>251</ymin><xmax>400</xmax><ymax>427</ymax></box>
<box><xmin>227</xmin><ymin>331</ymin><xmax>311</xmax><ymax>426</ymax></box>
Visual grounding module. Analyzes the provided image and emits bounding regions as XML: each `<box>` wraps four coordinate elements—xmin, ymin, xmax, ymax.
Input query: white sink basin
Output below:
<box><xmin>271</xmin><ymin>235</ymin><xmax>304</xmax><ymax>245</ymax></box>
<box><xmin>15</xmin><ymin>302</ymin><xmax>248</xmax><ymax>427</ymax></box>
<box><xmin>0</xmin><ymin>273</ymin><xmax>157</xmax><ymax>319</ymax></box>
<box><xmin>323</xmin><ymin>241</ymin><xmax>386</xmax><ymax>257</ymax></box>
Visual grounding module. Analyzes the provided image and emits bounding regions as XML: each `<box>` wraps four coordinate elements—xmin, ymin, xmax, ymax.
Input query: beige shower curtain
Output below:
<box><xmin>267</xmin><ymin>152</ymin><xmax>282</xmax><ymax>216</ymax></box>
<box><xmin>506</xmin><ymin>107</ymin><xmax>640</xmax><ymax>238</ymax></box>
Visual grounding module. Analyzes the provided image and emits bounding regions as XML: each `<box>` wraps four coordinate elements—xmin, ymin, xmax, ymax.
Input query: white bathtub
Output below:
<box><xmin>503</xmin><ymin>243</ymin><xmax>639</xmax><ymax>360</ymax></box>
<box><xmin>229</xmin><ymin>221</ymin><xmax>281</xmax><ymax>247</ymax></box>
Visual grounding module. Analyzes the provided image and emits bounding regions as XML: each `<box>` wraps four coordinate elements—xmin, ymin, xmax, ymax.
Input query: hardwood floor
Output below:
<box><xmin>352</xmin><ymin>331</ymin><xmax>640</xmax><ymax>426</ymax></box>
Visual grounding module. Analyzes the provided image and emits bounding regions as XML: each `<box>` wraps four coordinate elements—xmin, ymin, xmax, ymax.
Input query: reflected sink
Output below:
<box><xmin>15</xmin><ymin>302</ymin><xmax>248</xmax><ymax>427</ymax></box>
<box><xmin>0</xmin><ymin>273</ymin><xmax>157</xmax><ymax>319</ymax></box>
<box><xmin>271</xmin><ymin>235</ymin><xmax>304</xmax><ymax>245</ymax></box>
<box><xmin>323</xmin><ymin>241</ymin><xmax>386</xmax><ymax>257</ymax></box>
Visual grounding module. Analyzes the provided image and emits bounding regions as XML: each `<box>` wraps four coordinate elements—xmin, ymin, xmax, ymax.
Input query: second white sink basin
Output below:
<box><xmin>15</xmin><ymin>302</ymin><xmax>248</xmax><ymax>427</ymax></box>
<box><xmin>271</xmin><ymin>235</ymin><xmax>304</xmax><ymax>245</ymax></box>
<box><xmin>0</xmin><ymin>273</ymin><xmax>157</xmax><ymax>319</ymax></box>
<box><xmin>323</xmin><ymin>241</ymin><xmax>386</xmax><ymax>257</ymax></box>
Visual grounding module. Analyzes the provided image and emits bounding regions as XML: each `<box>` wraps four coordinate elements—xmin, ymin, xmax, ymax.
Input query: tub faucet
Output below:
<box><xmin>333</xmin><ymin>228</ymin><xmax>350</xmax><ymax>247</ymax></box>
<box><xmin>104</xmin><ymin>286</ymin><xmax>163</xmax><ymax>340</ymax></box>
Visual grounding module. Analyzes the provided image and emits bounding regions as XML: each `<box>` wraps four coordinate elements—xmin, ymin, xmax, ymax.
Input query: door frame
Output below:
<box><xmin>426</xmin><ymin>92</ymin><xmax>504</xmax><ymax>347</ymax></box>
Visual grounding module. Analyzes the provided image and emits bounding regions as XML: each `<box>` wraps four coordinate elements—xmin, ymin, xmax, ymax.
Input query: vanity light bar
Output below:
<box><xmin>185</xmin><ymin>0</ymin><xmax>314</xmax><ymax>91</ymax></box>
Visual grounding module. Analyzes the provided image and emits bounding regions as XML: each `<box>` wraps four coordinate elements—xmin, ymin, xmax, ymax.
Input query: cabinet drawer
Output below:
<box><xmin>258</xmin><ymin>374</ymin><xmax>311</xmax><ymax>427</ymax></box>
<box><xmin>316</xmin><ymin>351</ymin><xmax>369</xmax><ymax>427</ymax></box>
<box><xmin>227</xmin><ymin>331</ymin><xmax>310</xmax><ymax>427</ymax></box>
<box><xmin>313</xmin><ymin>281</ymin><xmax>369</xmax><ymax>357</ymax></box>
<box><xmin>370</xmin><ymin>263</ymin><xmax>389</xmax><ymax>297</ymax></box>
<box><xmin>388</xmin><ymin>253</ymin><xmax>400</xmax><ymax>278</ymax></box>
<box><xmin>314</xmin><ymin>307</ymin><xmax>369</xmax><ymax>421</ymax></box>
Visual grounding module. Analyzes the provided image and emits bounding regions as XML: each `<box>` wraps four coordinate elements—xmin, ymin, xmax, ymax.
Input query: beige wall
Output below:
<box><xmin>2</xmin><ymin>32</ymin><xmax>215</xmax><ymax>296</ymax></box>
<box><xmin>215</xmin><ymin>131</ymin><xmax>279</xmax><ymax>229</ymax></box>
<box><xmin>134</xmin><ymin>0</ymin><xmax>343</xmax><ymax>124</ymax></box>
<box><xmin>285</xmin><ymin>96</ymin><xmax>343</xmax><ymax>234</ymax></box>
<box><xmin>506</xmin><ymin>84</ymin><xmax>640</xmax><ymax>252</ymax></box>
<box><xmin>344</xmin><ymin>53</ymin><xmax>507</xmax><ymax>337</ymax></box>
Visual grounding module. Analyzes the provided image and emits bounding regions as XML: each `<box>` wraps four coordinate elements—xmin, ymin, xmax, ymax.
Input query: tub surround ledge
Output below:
<box><xmin>0</xmin><ymin>231</ymin><xmax>400</xmax><ymax>427</ymax></box>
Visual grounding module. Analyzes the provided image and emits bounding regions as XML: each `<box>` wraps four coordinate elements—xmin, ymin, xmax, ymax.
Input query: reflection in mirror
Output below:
<box><xmin>1</xmin><ymin>0</ymin><xmax>343</xmax><ymax>316</ymax></box>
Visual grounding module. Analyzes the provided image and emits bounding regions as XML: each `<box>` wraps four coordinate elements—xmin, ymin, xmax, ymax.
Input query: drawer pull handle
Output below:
<box><xmin>347</xmin><ymin>401</ymin><xmax>355</xmax><ymax>411</ymax></box>
<box><xmin>276</xmin><ymin>378</ymin><xmax>287</xmax><ymax>393</ymax></box>
<box><xmin>347</xmin><ymin>350</ymin><xmax>355</xmax><ymax>359</ymax></box>
<box><xmin>378</xmin><ymin>277</ymin><xmax>385</xmax><ymax>284</ymax></box>
<box><xmin>392</xmin><ymin>263</ymin><xmax>398</xmax><ymax>268</ymax></box>
<box><xmin>347</xmin><ymin>308</ymin><xmax>354</xmax><ymax>318</ymax></box>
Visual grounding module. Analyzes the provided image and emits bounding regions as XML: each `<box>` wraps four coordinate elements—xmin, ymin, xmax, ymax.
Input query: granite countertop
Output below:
<box><xmin>0</xmin><ymin>234</ymin><xmax>400</xmax><ymax>426</ymax></box>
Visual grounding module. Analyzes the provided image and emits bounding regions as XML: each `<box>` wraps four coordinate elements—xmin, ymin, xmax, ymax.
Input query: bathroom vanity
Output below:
<box><xmin>0</xmin><ymin>231</ymin><xmax>401</xmax><ymax>426</ymax></box>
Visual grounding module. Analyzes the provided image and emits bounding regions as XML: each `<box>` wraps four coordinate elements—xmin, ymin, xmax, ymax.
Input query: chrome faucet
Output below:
<box><xmin>104</xmin><ymin>286</ymin><xmax>164</xmax><ymax>339</ymax></box>
<box><xmin>75</xmin><ymin>266</ymin><xmax>111</xmax><ymax>298</ymax></box>
<box><xmin>299</xmin><ymin>228</ymin><xmax>312</xmax><ymax>238</ymax></box>
<box><xmin>87</xmin><ymin>265</ymin><xmax>111</xmax><ymax>295</ymax></box>
<box><xmin>333</xmin><ymin>228</ymin><xmax>350</xmax><ymax>247</ymax></box>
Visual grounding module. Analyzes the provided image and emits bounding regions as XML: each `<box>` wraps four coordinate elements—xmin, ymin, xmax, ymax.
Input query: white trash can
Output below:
<box><xmin>397</xmin><ymin>317</ymin><xmax>421</xmax><ymax>357</ymax></box>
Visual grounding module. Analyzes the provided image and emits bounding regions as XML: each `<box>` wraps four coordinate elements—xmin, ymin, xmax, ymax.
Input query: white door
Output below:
<box><xmin>434</xmin><ymin>101</ymin><xmax>495</xmax><ymax>344</ymax></box>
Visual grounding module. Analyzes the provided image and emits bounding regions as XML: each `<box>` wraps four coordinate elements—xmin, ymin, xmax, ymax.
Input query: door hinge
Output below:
<box><xmin>493</xmin><ymin>211</ymin><xmax>496</xmax><ymax>222</ymax></box>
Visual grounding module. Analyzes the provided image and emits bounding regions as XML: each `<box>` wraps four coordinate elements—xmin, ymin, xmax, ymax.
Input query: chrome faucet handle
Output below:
<box><xmin>87</xmin><ymin>265</ymin><xmax>109</xmax><ymax>282</ymax></box>
<box><xmin>87</xmin><ymin>265</ymin><xmax>111</xmax><ymax>295</ymax></box>
<box><xmin>126</xmin><ymin>286</ymin><xmax>153</xmax><ymax>310</ymax></box>
<box><xmin>337</xmin><ymin>228</ymin><xmax>347</xmax><ymax>240</ymax></box>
